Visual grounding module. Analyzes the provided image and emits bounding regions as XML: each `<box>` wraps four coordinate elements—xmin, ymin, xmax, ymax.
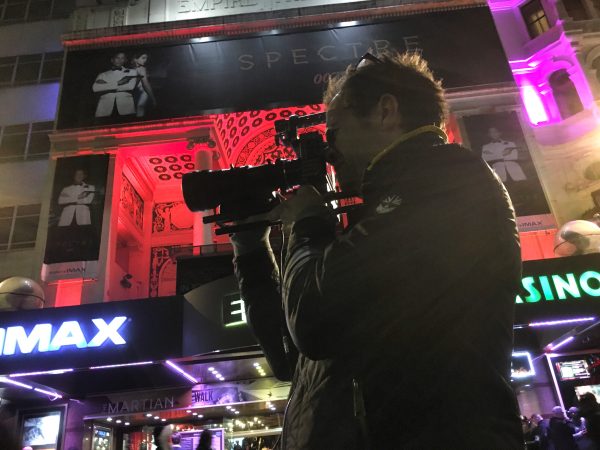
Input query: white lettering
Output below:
<box><xmin>3</xmin><ymin>324</ymin><xmax>52</xmax><ymax>355</ymax></box>
<box><xmin>88</xmin><ymin>317</ymin><xmax>127</xmax><ymax>347</ymax></box>
<box><xmin>266</xmin><ymin>51</ymin><xmax>281</xmax><ymax>69</ymax></box>
<box><xmin>292</xmin><ymin>48</ymin><xmax>308</xmax><ymax>65</ymax></box>
<box><xmin>49</xmin><ymin>321</ymin><xmax>88</xmax><ymax>351</ymax></box>
<box><xmin>0</xmin><ymin>317</ymin><xmax>128</xmax><ymax>356</ymax></box>
<box><xmin>239</xmin><ymin>54</ymin><xmax>255</xmax><ymax>70</ymax></box>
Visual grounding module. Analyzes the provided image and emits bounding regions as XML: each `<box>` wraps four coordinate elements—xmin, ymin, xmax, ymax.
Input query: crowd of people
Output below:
<box><xmin>523</xmin><ymin>394</ymin><xmax>600</xmax><ymax>450</ymax></box>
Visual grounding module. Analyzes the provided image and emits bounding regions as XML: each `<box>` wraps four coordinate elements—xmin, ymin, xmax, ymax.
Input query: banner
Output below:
<box><xmin>57</xmin><ymin>7</ymin><xmax>512</xmax><ymax>129</ymax></box>
<box><xmin>42</xmin><ymin>155</ymin><xmax>109</xmax><ymax>281</ymax></box>
<box><xmin>462</xmin><ymin>111</ymin><xmax>554</xmax><ymax>231</ymax></box>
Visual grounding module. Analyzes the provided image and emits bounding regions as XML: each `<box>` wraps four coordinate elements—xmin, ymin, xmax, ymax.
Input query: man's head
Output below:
<box><xmin>111</xmin><ymin>52</ymin><xmax>126</xmax><ymax>68</ymax></box>
<box><xmin>552</xmin><ymin>406</ymin><xmax>565</xmax><ymax>418</ymax></box>
<box><xmin>488</xmin><ymin>127</ymin><xmax>502</xmax><ymax>141</ymax></box>
<box><xmin>73</xmin><ymin>169</ymin><xmax>87</xmax><ymax>184</ymax></box>
<box><xmin>323</xmin><ymin>51</ymin><xmax>446</xmax><ymax>191</ymax></box>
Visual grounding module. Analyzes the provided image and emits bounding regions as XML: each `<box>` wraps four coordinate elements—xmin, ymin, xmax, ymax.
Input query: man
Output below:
<box><xmin>481</xmin><ymin>126</ymin><xmax>527</xmax><ymax>183</ymax></box>
<box><xmin>57</xmin><ymin>168</ymin><xmax>94</xmax><ymax>227</ymax></box>
<box><xmin>232</xmin><ymin>52</ymin><xmax>523</xmax><ymax>448</ymax></box>
<box><xmin>92</xmin><ymin>51</ymin><xmax>138</xmax><ymax>120</ymax></box>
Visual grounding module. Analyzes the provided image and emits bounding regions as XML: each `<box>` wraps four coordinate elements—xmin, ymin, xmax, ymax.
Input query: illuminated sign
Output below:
<box><xmin>222</xmin><ymin>293</ymin><xmax>247</xmax><ymax>327</ymax></box>
<box><xmin>0</xmin><ymin>316</ymin><xmax>127</xmax><ymax>356</ymax></box>
<box><xmin>516</xmin><ymin>271</ymin><xmax>600</xmax><ymax>304</ymax></box>
<box><xmin>511</xmin><ymin>351</ymin><xmax>535</xmax><ymax>379</ymax></box>
<box><xmin>168</xmin><ymin>0</ymin><xmax>367</xmax><ymax>21</ymax></box>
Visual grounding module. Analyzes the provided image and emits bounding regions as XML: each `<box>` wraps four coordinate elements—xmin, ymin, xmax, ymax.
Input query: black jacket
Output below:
<box><xmin>234</xmin><ymin>131</ymin><xmax>524</xmax><ymax>449</ymax></box>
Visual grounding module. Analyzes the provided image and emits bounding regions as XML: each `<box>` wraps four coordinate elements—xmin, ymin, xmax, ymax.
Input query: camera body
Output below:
<box><xmin>182</xmin><ymin>112</ymin><xmax>328</xmax><ymax>222</ymax></box>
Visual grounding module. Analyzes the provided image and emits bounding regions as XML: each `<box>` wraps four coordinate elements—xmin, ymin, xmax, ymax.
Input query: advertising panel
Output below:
<box><xmin>42</xmin><ymin>155</ymin><xmax>110</xmax><ymax>281</ymax></box>
<box><xmin>58</xmin><ymin>7</ymin><xmax>511</xmax><ymax>129</ymax></box>
<box><xmin>462</xmin><ymin>111</ymin><xmax>554</xmax><ymax>231</ymax></box>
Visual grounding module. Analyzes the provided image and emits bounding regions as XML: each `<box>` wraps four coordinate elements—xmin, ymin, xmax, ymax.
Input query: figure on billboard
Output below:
<box><xmin>131</xmin><ymin>52</ymin><xmax>157</xmax><ymax>117</ymax></box>
<box><xmin>92</xmin><ymin>51</ymin><xmax>139</xmax><ymax>121</ymax></box>
<box><xmin>57</xmin><ymin>168</ymin><xmax>95</xmax><ymax>226</ymax></box>
<box><xmin>481</xmin><ymin>126</ymin><xmax>527</xmax><ymax>183</ymax></box>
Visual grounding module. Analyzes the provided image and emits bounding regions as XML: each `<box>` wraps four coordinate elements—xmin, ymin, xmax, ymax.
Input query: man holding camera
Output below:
<box><xmin>232</xmin><ymin>52</ymin><xmax>523</xmax><ymax>449</ymax></box>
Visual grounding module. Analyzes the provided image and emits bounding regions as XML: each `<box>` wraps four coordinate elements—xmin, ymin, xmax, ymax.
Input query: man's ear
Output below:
<box><xmin>377</xmin><ymin>93</ymin><xmax>402</xmax><ymax>131</ymax></box>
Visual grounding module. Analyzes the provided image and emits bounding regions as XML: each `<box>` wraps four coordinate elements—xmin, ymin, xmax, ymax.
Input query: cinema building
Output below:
<box><xmin>0</xmin><ymin>0</ymin><xmax>599</xmax><ymax>449</ymax></box>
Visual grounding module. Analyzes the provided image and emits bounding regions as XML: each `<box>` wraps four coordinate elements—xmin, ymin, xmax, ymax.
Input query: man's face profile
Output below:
<box><xmin>488</xmin><ymin>127</ymin><xmax>501</xmax><ymax>141</ymax></box>
<box><xmin>74</xmin><ymin>169</ymin><xmax>86</xmax><ymax>184</ymax></box>
<box><xmin>111</xmin><ymin>52</ymin><xmax>126</xmax><ymax>68</ymax></box>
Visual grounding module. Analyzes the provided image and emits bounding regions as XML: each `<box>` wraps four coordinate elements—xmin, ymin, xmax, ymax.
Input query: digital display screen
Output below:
<box><xmin>22</xmin><ymin>410</ymin><xmax>61</xmax><ymax>448</ymax></box>
<box><xmin>556</xmin><ymin>360</ymin><xmax>591</xmax><ymax>381</ymax></box>
<box><xmin>575</xmin><ymin>384</ymin><xmax>600</xmax><ymax>402</ymax></box>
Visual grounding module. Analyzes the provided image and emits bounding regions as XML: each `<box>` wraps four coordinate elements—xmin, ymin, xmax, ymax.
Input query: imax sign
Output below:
<box><xmin>0</xmin><ymin>316</ymin><xmax>128</xmax><ymax>356</ymax></box>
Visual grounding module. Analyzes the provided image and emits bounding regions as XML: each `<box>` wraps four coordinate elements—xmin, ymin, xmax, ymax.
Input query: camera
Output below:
<box><xmin>181</xmin><ymin>112</ymin><xmax>329</xmax><ymax>224</ymax></box>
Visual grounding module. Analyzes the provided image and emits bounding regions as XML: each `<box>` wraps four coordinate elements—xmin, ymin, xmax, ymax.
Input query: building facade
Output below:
<box><xmin>0</xmin><ymin>0</ymin><xmax>599</xmax><ymax>449</ymax></box>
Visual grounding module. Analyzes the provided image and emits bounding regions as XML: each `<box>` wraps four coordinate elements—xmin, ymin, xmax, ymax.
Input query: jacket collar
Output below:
<box><xmin>361</xmin><ymin>127</ymin><xmax>448</xmax><ymax>204</ymax></box>
<box><xmin>366</xmin><ymin>125</ymin><xmax>447</xmax><ymax>172</ymax></box>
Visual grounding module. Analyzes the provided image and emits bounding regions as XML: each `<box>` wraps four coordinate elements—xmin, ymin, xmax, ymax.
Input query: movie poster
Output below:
<box><xmin>42</xmin><ymin>155</ymin><xmax>109</xmax><ymax>281</ymax></box>
<box><xmin>462</xmin><ymin>111</ymin><xmax>555</xmax><ymax>231</ymax></box>
<box><xmin>57</xmin><ymin>7</ymin><xmax>512</xmax><ymax>129</ymax></box>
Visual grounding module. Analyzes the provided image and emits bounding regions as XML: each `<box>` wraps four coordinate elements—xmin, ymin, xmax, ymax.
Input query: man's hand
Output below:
<box><xmin>268</xmin><ymin>186</ymin><xmax>326</xmax><ymax>226</ymax></box>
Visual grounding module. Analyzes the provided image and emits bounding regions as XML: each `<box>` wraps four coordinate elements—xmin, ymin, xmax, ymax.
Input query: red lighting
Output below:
<box><xmin>55</xmin><ymin>279</ymin><xmax>84</xmax><ymax>307</ymax></box>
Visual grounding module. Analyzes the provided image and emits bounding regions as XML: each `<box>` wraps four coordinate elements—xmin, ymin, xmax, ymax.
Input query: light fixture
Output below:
<box><xmin>529</xmin><ymin>317</ymin><xmax>596</xmax><ymax>327</ymax></box>
<box><xmin>116</xmin><ymin>420</ymin><xmax>122</xmax><ymax>424</ymax></box>
<box><xmin>186</xmin><ymin>410</ymin><xmax>192</xmax><ymax>413</ymax></box>
<box><xmin>107</xmin><ymin>418</ymin><xmax>113</xmax><ymax>422</ymax></box>
<box><xmin>165</xmin><ymin>360</ymin><xmax>197</xmax><ymax>384</ymax></box>
<box><xmin>161</xmin><ymin>418</ymin><xmax>166</xmax><ymax>422</ymax></box>
<box><xmin>125</xmin><ymin>422</ymin><xmax>130</xmax><ymax>426</ymax></box>
<box><xmin>90</xmin><ymin>361</ymin><xmax>153</xmax><ymax>370</ymax></box>
<box><xmin>548</xmin><ymin>336</ymin><xmax>575</xmax><ymax>351</ymax></box>
<box><xmin>154</xmin><ymin>416</ymin><xmax>159</xmax><ymax>420</ymax></box>
<box><xmin>146</xmin><ymin>413</ymin><xmax>153</xmax><ymax>417</ymax></box>
<box><xmin>120</xmin><ymin>273</ymin><xmax>133</xmax><ymax>289</ymax></box>
<box><xmin>10</xmin><ymin>368</ymin><xmax>74</xmax><ymax>377</ymax></box>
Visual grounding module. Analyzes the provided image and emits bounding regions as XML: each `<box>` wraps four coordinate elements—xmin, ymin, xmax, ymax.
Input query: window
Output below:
<box><xmin>0</xmin><ymin>204</ymin><xmax>40</xmax><ymax>251</ymax></box>
<box><xmin>0</xmin><ymin>121</ymin><xmax>53</xmax><ymax>162</ymax></box>
<box><xmin>521</xmin><ymin>0</ymin><xmax>551</xmax><ymax>38</ymax></box>
<box><xmin>0</xmin><ymin>52</ymin><xmax>63</xmax><ymax>86</ymax></box>
<box><xmin>549</xmin><ymin>69</ymin><xmax>584</xmax><ymax>119</ymax></box>
<box><xmin>0</xmin><ymin>0</ymin><xmax>75</xmax><ymax>23</ymax></box>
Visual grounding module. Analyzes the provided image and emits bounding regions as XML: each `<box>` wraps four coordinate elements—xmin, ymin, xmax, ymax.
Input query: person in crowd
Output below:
<box><xmin>530</xmin><ymin>413</ymin><xmax>550</xmax><ymax>450</ymax></box>
<box><xmin>131</xmin><ymin>52</ymin><xmax>156</xmax><ymax>117</ymax></box>
<box><xmin>196</xmin><ymin>429</ymin><xmax>213</xmax><ymax>450</ymax></box>
<box><xmin>231</xmin><ymin>51</ymin><xmax>523</xmax><ymax>449</ymax></box>
<box><xmin>579</xmin><ymin>393</ymin><xmax>600</xmax><ymax>447</ymax></box>
<box><xmin>547</xmin><ymin>406</ymin><xmax>578</xmax><ymax>450</ymax></box>
<box><xmin>171</xmin><ymin>433</ymin><xmax>181</xmax><ymax>450</ymax></box>
<box><xmin>92</xmin><ymin>51</ymin><xmax>139</xmax><ymax>122</ymax></box>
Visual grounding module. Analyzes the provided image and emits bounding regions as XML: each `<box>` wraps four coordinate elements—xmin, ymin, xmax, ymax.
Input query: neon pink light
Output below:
<box><xmin>165</xmin><ymin>360</ymin><xmax>197</xmax><ymax>384</ymax></box>
<box><xmin>522</xmin><ymin>85</ymin><xmax>549</xmax><ymax>124</ymax></box>
<box><xmin>10</xmin><ymin>368</ymin><xmax>74</xmax><ymax>377</ymax></box>
<box><xmin>33</xmin><ymin>387</ymin><xmax>62</xmax><ymax>399</ymax></box>
<box><xmin>90</xmin><ymin>361</ymin><xmax>153</xmax><ymax>370</ymax></box>
<box><xmin>530</xmin><ymin>317</ymin><xmax>596</xmax><ymax>327</ymax></box>
<box><xmin>0</xmin><ymin>376</ymin><xmax>33</xmax><ymax>389</ymax></box>
<box><xmin>548</xmin><ymin>336</ymin><xmax>575</xmax><ymax>351</ymax></box>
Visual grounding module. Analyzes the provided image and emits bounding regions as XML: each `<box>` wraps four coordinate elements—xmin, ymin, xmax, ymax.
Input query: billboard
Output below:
<box><xmin>462</xmin><ymin>111</ymin><xmax>554</xmax><ymax>231</ymax></box>
<box><xmin>57</xmin><ymin>7</ymin><xmax>512</xmax><ymax>129</ymax></box>
<box><xmin>42</xmin><ymin>155</ymin><xmax>110</xmax><ymax>281</ymax></box>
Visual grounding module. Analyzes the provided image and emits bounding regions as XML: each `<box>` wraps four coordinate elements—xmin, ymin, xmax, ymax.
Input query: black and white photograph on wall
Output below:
<box><xmin>462</xmin><ymin>111</ymin><xmax>554</xmax><ymax>230</ymax></box>
<box><xmin>57</xmin><ymin>7</ymin><xmax>512</xmax><ymax>129</ymax></box>
<box><xmin>43</xmin><ymin>155</ymin><xmax>109</xmax><ymax>265</ymax></box>
<box><xmin>21</xmin><ymin>410</ymin><xmax>63</xmax><ymax>450</ymax></box>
